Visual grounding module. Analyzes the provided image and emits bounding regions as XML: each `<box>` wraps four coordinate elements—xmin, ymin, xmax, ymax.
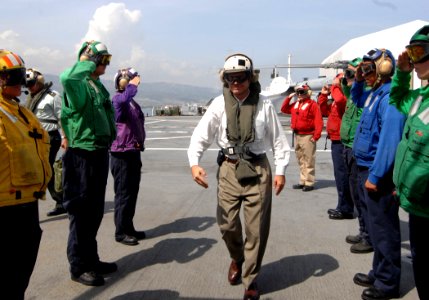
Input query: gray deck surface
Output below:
<box><xmin>26</xmin><ymin>116</ymin><xmax>417</xmax><ymax>300</ymax></box>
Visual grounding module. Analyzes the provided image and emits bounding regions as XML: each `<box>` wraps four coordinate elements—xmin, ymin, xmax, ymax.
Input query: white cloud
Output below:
<box><xmin>120</xmin><ymin>45</ymin><xmax>146</xmax><ymax>71</ymax></box>
<box><xmin>79</xmin><ymin>3</ymin><xmax>141</xmax><ymax>54</ymax></box>
<box><xmin>0</xmin><ymin>29</ymin><xmax>74</xmax><ymax>75</ymax></box>
<box><xmin>77</xmin><ymin>3</ymin><xmax>144</xmax><ymax>78</ymax></box>
<box><xmin>23</xmin><ymin>47</ymin><xmax>64</xmax><ymax>72</ymax></box>
<box><xmin>1</xmin><ymin>3</ymin><xmax>217</xmax><ymax>87</ymax></box>
<box><xmin>0</xmin><ymin>30</ymin><xmax>19</xmax><ymax>40</ymax></box>
<box><xmin>0</xmin><ymin>30</ymin><xmax>21</xmax><ymax>53</ymax></box>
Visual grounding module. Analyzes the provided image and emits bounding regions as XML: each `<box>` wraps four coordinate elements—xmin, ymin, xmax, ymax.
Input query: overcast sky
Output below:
<box><xmin>2</xmin><ymin>0</ymin><xmax>428</xmax><ymax>89</ymax></box>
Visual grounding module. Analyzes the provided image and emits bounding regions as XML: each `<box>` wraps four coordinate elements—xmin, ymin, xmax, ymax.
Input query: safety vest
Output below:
<box><xmin>0</xmin><ymin>97</ymin><xmax>52</xmax><ymax>207</ymax></box>
<box><xmin>393</xmin><ymin>95</ymin><xmax>429</xmax><ymax>218</ymax></box>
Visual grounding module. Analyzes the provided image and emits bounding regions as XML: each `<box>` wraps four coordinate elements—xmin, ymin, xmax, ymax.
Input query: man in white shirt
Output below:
<box><xmin>188</xmin><ymin>53</ymin><xmax>290</xmax><ymax>300</ymax></box>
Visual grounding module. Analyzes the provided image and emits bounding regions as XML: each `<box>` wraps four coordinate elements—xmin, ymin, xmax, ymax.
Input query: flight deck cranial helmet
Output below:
<box><xmin>26</xmin><ymin>68</ymin><xmax>45</xmax><ymax>88</ymax></box>
<box><xmin>362</xmin><ymin>48</ymin><xmax>396</xmax><ymax>77</ymax></box>
<box><xmin>406</xmin><ymin>25</ymin><xmax>429</xmax><ymax>64</ymax></box>
<box><xmin>114</xmin><ymin>67</ymin><xmax>139</xmax><ymax>91</ymax></box>
<box><xmin>220</xmin><ymin>53</ymin><xmax>259</xmax><ymax>86</ymax></box>
<box><xmin>294</xmin><ymin>83</ymin><xmax>312</xmax><ymax>97</ymax></box>
<box><xmin>78</xmin><ymin>41</ymin><xmax>112</xmax><ymax>65</ymax></box>
<box><xmin>346</xmin><ymin>57</ymin><xmax>362</xmax><ymax>77</ymax></box>
<box><xmin>0</xmin><ymin>49</ymin><xmax>26</xmax><ymax>88</ymax></box>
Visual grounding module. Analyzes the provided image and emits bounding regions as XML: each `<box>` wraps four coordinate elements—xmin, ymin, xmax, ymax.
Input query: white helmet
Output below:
<box><xmin>114</xmin><ymin>67</ymin><xmax>139</xmax><ymax>91</ymax></box>
<box><xmin>223</xmin><ymin>53</ymin><xmax>253</xmax><ymax>73</ymax></box>
<box><xmin>26</xmin><ymin>68</ymin><xmax>44</xmax><ymax>87</ymax></box>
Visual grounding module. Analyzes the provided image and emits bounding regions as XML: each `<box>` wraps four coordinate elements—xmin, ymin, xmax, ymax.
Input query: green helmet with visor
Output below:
<box><xmin>407</xmin><ymin>25</ymin><xmax>429</xmax><ymax>64</ymax></box>
<box><xmin>78</xmin><ymin>41</ymin><xmax>112</xmax><ymax>66</ymax></box>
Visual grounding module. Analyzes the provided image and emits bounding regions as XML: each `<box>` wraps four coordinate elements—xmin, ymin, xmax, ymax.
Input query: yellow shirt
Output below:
<box><xmin>0</xmin><ymin>96</ymin><xmax>51</xmax><ymax>207</ymax></box>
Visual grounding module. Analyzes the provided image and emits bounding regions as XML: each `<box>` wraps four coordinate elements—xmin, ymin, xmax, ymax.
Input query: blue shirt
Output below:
<box><xmin>351</xmin><ymin>81</ymin><xmax>406</xmax><ymax>185</ymax></box>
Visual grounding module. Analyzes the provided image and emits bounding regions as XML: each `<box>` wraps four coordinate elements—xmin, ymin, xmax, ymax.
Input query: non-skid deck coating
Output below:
<box><xmin>26</xmin><ymin>116</ymin><xmax>417</xmax><ymax>300</ymax></box>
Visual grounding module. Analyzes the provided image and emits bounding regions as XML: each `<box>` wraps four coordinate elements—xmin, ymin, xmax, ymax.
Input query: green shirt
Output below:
<box><xmin>390</xmin><ymin>69</ymin><xmax>429</xmax><ymax>218</ymax></box>
<box><xmin>340</xmin><ymin>84</ymin><xmax>362</xmax><ymax>148</ymax></box>
<box><xmin>60</xmin><ymin>61</ymin><xmax>116</xmax><ymax>150</ymax></box>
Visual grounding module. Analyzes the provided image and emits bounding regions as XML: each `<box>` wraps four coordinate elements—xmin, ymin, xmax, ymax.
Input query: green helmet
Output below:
<box><xmin>348</xmin><ymin>57</ymin><xmax>362</xmax><ymax>68</ymax></box>
<box><xmin>410</xmin><ymin>25</ymin><xmax>429</xmax><ymax>44</ymax></box>
<box><xmin>77</xmin><ymin>41</ymin><xmax>111</xmax><ymax>65</ymax></box>
<box><xmin>407</xmin><ymin>25</ymin><xmax>429</xmax><ymax>64</ymax></box>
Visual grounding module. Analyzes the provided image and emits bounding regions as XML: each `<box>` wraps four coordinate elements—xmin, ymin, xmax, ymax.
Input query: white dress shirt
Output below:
<box><xmin>188</xmin><ymin>93</ymin><xmax>290</xmax><ymax>175</ymax></box>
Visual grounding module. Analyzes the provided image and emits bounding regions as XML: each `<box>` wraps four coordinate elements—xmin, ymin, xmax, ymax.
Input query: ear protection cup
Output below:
<box><xmin>114</xmin><ymin>68</ymin><xmax>138</xmax><ymax>91</ymax></box>
<box><xmin>36</xmin><ymin>73</ymin><xmax>44</xmax><ymax>85</ymax></box>
<box><xmin>118</xmin><ymin>77</ymin><xmax>129</xmax><ymax>90</ymax></box>
<box><xmin>376</xmin><ymin>50</ymin><xmax>393</xmax><ymax>76</ymax></box>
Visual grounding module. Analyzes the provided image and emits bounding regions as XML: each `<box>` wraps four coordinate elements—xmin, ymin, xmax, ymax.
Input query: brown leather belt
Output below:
<box><xmin>225</xmin><ymin>157</ymin><xmax>239</xmax><ymax>164</ymax></box>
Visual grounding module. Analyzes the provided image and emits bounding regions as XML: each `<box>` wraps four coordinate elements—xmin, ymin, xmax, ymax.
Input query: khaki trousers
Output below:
<box><xmin>295</xmin><ymin>134</ymin><xmax>316</xmax><ymax>186</ymax></box>
<box><xmin>216</xmin><ymin>156</ymin><xmax>272</xmax><ymax>288</ymax></box>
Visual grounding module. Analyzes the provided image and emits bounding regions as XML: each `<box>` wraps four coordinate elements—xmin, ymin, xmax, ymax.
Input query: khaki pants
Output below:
<box><xmin>295</xmin><ymin>134</ymin><xmax>316</xmax><ymax>186</ymax></box>
<box><xmin>216</xmin><ymin>156</ymin><xmax>272</xmax><ymax>288</ymax></box>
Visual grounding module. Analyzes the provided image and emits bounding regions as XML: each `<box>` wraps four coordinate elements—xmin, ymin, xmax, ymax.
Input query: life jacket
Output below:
<box><xmin>0</xmin><ymin>97</ymin><xmax>52</xmax><ymax>207</ymax></box>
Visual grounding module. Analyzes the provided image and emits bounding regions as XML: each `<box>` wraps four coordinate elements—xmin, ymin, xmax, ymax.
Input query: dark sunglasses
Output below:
<box><xmin>1</xmin><ymin>68</ymin><xmax>26</xmax><ymax>86</ymax></box>
<box><xmin>224</xmin><ymin>72</ymin><xmax>250</xmax><ymax>84</ymax></box>
<box><xmin>361</xmin><ymin>63</ymin><xmax>375</xmax><ymax>76</ymax></box>
<box><xmin>406</xmin><ymin>43</ymin><xmax>429</xmax><ymax>64</ymax></box>
<box><xmin>296</xmin><ymin>89</ymin><xmax>308</xmax><ymax>95</ymax></box>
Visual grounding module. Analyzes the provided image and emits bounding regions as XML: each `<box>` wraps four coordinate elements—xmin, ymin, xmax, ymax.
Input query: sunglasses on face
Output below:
<box><xmin>406</xmin><ymin>43</ymin><xmax>429</xmax><ymax>64</ymax></box>
<box><xmin>224</xmin><ymin>72</ymin><xmax>250</xmax><ymax>84</ymax></box>
<box><xmin>361</xmin><ymin>63</ymin><xmax>376</xmax><ymax>76</ymax></box>
<box><xmin>296</xmin><ymin>89</ymin><xmax>308</xmax><ymax>95</ymax></box>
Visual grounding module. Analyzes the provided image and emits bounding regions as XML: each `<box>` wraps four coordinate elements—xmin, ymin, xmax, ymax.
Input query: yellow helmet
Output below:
<box><xmin>0</xmin><ymin>49</ymin><xmax>26</xmax><ymax>86</ymax></box>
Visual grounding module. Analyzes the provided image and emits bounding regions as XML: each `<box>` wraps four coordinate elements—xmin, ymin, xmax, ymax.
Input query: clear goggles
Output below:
<box><xmin>223</xmin><ymin>71</ymin><xmax>250</xmax><ymax>84</ymax></box>
<box><xmin>361</xmin><ymin>63</ymin><xmax>376</xmax><ymax>76</ymax></box>
<box><xmin>406</xmin><ymin>43</ymin><xmax>429</xmax><ymax>64</ymax></box>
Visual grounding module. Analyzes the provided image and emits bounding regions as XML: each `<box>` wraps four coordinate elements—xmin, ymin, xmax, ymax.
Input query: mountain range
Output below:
<box><xmin>42</xmin><ymin>74</ymin><xmax>221</xmax><ymax>107</ymax></box>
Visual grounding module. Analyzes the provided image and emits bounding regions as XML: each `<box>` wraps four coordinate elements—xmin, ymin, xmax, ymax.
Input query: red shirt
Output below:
<box><xmin>281</xmin><ymin>95</ymin><xmax>323</xmax><ymax>141</ymax></box>
<box><xmin>318</xmin><ymin>85</ymin><xmax>347</xmax><ymax>141</ymax></box>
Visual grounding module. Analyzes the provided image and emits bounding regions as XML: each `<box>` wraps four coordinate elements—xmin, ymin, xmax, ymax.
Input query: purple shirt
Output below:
<box><xmin>110</xmin><ymin>84</ymin><xmax>146</xmax><ymax>152</ymax></box>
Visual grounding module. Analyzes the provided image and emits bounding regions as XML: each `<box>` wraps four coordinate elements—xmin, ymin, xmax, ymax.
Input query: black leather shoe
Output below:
<box><xmin>351</xmin><ymin>240</ymin><xmax>374</xmax><ymax>253</ymax></box>
<box><xmin>228</xmin><ymin>259</ymin><xmax>243</xmax><ymax>285</ymax></box>
<box><xmin>329</xmin><ymin>210</ymin><xmax>354</xmax><ymax>220</ymax></box>
<box><xmin>327</xmin><ymin>208</ymin><xmax>338</xmax><ymax>215</ymax></box>
<box><xmin>362</xmin><ymin>287</ymin><xmax>399</xmax><ymax>300</ymax></box>
<box><xmin>94</xmin><ymin>261</ymin><xmax>118</xmax><ymax>275</ymax></box>
<box><xmin>353</xmin><ymin>273</ymin><xmax>374</xmax><ymax>287</ymax></box>
<box><xmin>116</xmin><ymin>235</ymin><xmax>138</xmax><ymax>246</ymax></box>
<box><xmin>71</xmin><ymin>271</ymin><xmax>104</xmax><ymax>286</ymax></box>
<box><xmin>130</xmin><ymin>231</ymin><xmax>146</xmax><ymax>240</ymax></box>
<box><xmin>292</xmin><ymin>184</ymin><xmax>304</xmax><ymax>189</ymax></box>
<box><xmin>302</xmin><ymin>185</ymin><xmax>314</xmax><ymax>192</ymax></box>
<box><xmin>243</xmin><ymin>282</ymin><xmax>260</xmax><ymax>300</ymax></box>
<box><xmin>346</xmin><ymin>234</ymin><xmax>362</xmax><ymax>244</ymax></box>
<box><xmin>47</xmin><ymin>205</ymin><xmax>67</xmax><ymax>217</ymax></box>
